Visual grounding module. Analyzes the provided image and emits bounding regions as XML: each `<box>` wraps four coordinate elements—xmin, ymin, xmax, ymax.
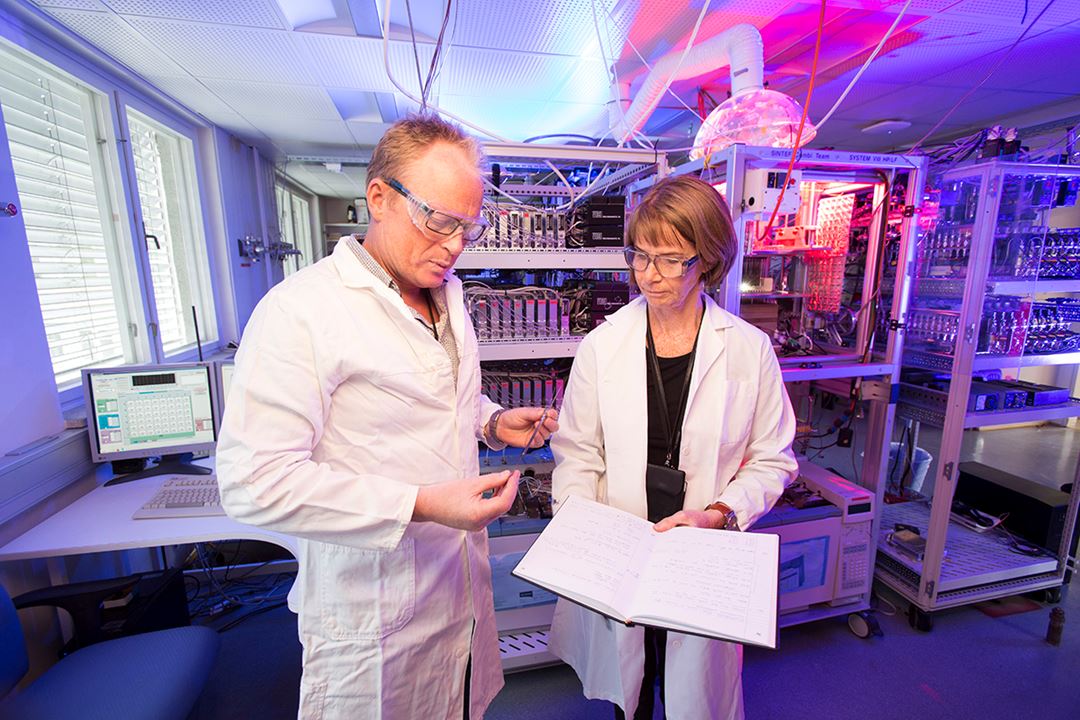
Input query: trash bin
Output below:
<box><xmin>887</xmin><ymin>441</ymin><xmax>932</xmax><ymax>493</ymax></box>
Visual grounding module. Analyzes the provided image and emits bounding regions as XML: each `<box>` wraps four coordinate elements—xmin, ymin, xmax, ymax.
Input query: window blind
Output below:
<box><xmin>0</xmin><ymin>49</ymin><xmax>127</xmax><ymax>387</ymax></box>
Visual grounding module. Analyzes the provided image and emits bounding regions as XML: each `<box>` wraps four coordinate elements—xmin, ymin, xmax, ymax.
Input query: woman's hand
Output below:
<box><xmin>494</xmin><ymin>406</ymin><xmax>560</xmax><ymax>448</ymax></box>
<box><xmin>654</xmin><ymin>508</ymin><xmax>727</xmax><ymax>532</ymax></box>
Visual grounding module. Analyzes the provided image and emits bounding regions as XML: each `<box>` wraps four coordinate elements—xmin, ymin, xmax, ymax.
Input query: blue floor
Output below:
<box><xmin>191</xmin><ymin>425</ymin><xmax>1079</xmax><ymax>719</ymax></box>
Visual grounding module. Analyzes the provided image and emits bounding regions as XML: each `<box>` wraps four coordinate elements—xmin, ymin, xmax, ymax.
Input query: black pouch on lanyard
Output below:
<box><xmin>644</xmin><ymin>312</ymin><xmax>699</xmax><ymax>524</ymax></box>
<box><xmin>645</xmin><ymin>462</ymin><xmax>687</xmax><ymax>522</ymax></box>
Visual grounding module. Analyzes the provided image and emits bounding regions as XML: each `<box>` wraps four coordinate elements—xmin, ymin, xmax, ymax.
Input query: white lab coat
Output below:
<box><xmin>549</xmin><ymin>295</ymin><xmax>798</xmax><ymax>720</ymax></box>
<box><xmin>216</xmin><ymin>241</ymin><xmax>504</xmax><ymax>720</ymax></box>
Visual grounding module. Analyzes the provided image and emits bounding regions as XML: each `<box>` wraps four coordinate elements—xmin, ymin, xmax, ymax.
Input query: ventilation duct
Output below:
<box><xmin>609</xmin><ymin>24</ymin><xmax>815</xmax><ymax>157</ymax></box>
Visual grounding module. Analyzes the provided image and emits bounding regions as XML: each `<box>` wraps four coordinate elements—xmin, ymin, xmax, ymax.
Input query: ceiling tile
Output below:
<box><xmin>919</xmin><ymin>27</ymin><xmax>1080</xmax><ymax>93</ymax></box>
<box><xmin>438</xmin><ymin>47</ymin><xmax>580</xmax><ymax>101</ymax></box>
<box><xmin>40</xmin><ymin>8</ymin><xmax>189</xmax><ymax>77</ymax></box>
<box><xmin>295</xmin><ymin>34</ymin><xmax>433</xmax><ymax>93</ymax></box>
<box><xmin>104</xmin><ymin>0</ymin><xmax>286</xmax><ymax>28</ymax></box>
<box><xmin>198</xmin><ymin>79</ymin><xmax>342</xmax><ymax>119</ymax></box>
<box><xmin>33</xmin><ymin>0</ymin><xmax>108</xmax><ymax>9</ymax></box>
<box><xmin>849</xmin><ymin>16</ymin><xmax>1024</xmax><ymax>85</ymax></box>
<box><xmin>122</xmin><ymin>16</ymin><xmax>313</xmax><ymax>83</ymax></box>
<box><xmin>345</xmin><ymin>121</ymin><xmax>395</xmax><ymax>147</ymax></box>
<box><xmin>809</xmin><ymin>117</ymin><xmax>971</xmax><ymax>153</ymax></box>
<box><xmin>945</xmin><ymin>0</ymin><xmax>1080</xmax><ymax>33</ymax></box>
<box><xmin>138</xmin><ymin>74</ymin><xmax>238</xmax><ymax>118</ymax></box>
<box><xmin>450</xmin><ymin>0</ymin><xmax>605</xmax><ymax>57</ymax></box>
<box><xmin>243</xmin><ymin>116</ymin><xmax>355</xmax><ymax>144</ymax></box>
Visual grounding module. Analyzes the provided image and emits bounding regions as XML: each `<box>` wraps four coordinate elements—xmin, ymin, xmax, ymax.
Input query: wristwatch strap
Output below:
<box><xmin>705</xmin><ymin>502</ymin><xmax>740</xmax><ymax>531</ymax></box>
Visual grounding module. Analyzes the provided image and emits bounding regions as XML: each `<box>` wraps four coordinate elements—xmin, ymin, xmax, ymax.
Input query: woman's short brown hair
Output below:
<box><xmin>625</xmin><ymin>174</ymin><xmax>737</xmax><ymax>288</ymax></box>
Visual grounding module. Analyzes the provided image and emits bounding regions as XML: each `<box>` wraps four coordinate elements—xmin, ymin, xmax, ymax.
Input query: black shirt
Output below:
<box><xmin>645</xmin><ymin>351</ymin><xmax>693</xmax><ymax>469</ymax></box>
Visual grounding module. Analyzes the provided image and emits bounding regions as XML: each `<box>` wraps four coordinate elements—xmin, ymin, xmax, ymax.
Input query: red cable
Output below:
<box><xmin>756</xmin><ymin>0</ymin><xmax>827</xmax><ymax>244</ymax></box>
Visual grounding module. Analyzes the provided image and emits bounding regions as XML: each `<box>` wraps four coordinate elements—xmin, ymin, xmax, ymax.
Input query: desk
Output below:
<box><xmin>0</xmin><ymin>474</ymin><xmax>298</xmax><ymax>563</ymax></box>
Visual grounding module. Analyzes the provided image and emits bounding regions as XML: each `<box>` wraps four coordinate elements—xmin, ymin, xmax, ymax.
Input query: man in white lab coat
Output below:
<box><xmin>216</xmin><ymin>114</ymin><xmax>558</xmax><ymax>720</ymax></box>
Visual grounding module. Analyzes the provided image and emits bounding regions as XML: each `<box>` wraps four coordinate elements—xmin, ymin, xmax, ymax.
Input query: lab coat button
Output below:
<box><xmin>673</xmin><ymin>640</ymin><xmax>682</xmax><ymax>649</ymax></box>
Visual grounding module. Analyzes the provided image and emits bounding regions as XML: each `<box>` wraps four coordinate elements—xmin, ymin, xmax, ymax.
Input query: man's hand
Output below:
<box><xmin>495</xmin><ymin>406</ymin><xmax>560</xmax><ymax>448</ymax></box>
<box><xmin>654</xmin><ymin>509</ymin><xmax>727</xmax><ymax>533</ymax></box>
<box><xmin>412</xmin><ymin>471</ymin><xmax>520</xmax><ymax>531</ymax></box>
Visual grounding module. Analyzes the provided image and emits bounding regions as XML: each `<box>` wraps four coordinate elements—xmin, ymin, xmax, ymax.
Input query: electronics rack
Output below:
<box><xmin>881</xmin><ymin>160</ymin><xmax>1080</xmax><ymax>629</ymax></box>
<box><xmin>473</xmin><ymin>142</ymin><xmax>662</xmax><ymax>671</ymax></box>
<box><xmin>629</xmin><ymin>145</ymin><xmax>928</xmax><ymax>632</ymax></box>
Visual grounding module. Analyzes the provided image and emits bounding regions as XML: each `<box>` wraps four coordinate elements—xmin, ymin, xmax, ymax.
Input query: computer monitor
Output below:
<box><xmin>82</xmin><ymin>362</ymin><xmax>217</xmax><ymax>484</ymax></box>
<box><xmin>213</xmin><ymin>359</ymin><xmax>235</xmax><ymax>428</ymax></box>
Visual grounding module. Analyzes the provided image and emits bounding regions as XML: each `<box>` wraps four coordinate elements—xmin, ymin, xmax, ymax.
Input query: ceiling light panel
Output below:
<box><xmin>198</xmin><ymin>79</ymin><xmax>343</xmax><ymax>119</ymax></box>
<box><xmin>295</xmin><ymin>34</ymin><xmax>433</xmax><ymax>92</ymax></box>
<box><xmin>102</xmin><ymin>0</ymin><xmax>287</xmax><ymax>28</ymax></box>
<box><xmin>41</xmin><ymin>8</ymin><xmax>190</xmax><ymax>77</ymax></box>
<box><xmin>122</xmin><ymin>17</ymin><xmax>314</xmax><ymax>83</ymax></box>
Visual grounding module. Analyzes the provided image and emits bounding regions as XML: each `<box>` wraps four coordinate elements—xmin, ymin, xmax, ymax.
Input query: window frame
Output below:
<box><xmin>118</xmin><ymin>101</ymin><xmax>220</xmax><ymax>363</ymax></box>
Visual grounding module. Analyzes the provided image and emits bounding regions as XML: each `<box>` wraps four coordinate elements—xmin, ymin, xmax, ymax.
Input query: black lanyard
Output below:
<box><xmin>422</xmin><ymin>289</ymin><xmax>440</xmax><ymax>342</ymax></box>
<box><xmin>646</xmin><ymin>309</ymin><xmax>701</xmax><ymax>468</ymax></box>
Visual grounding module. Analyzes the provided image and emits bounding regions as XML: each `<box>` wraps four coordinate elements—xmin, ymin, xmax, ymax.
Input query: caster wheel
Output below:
<box><xmin>848</xmin><ymin>611</ymin><xmax>883</xmax><ymax>639</ymax></box>
<box><xmin>907</xmin><ymin>605</ymin><xmax>933</xmax><ymax>632</ymax></box>
<box><xmin>1044</xmin><ymin>587</ymin><xmax>1063</xmax><ymax>604</ymax></box>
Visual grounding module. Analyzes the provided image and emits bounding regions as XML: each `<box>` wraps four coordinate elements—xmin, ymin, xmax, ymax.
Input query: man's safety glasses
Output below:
<box><xmin>386</xmin><ymin>178</ymin><xmax>489</xmax><ymax>244</ymax></box>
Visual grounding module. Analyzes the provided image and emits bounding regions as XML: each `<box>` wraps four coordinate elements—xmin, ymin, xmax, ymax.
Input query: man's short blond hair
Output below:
<box><xmin>626</xmin><ymin>175</ymin><xmax>737</xmax><ymax>289</ymax></box>
<box><xmin>367</xmin><ymin>113</ymin><xmax>484</xmax><ymax>185</ymax></box>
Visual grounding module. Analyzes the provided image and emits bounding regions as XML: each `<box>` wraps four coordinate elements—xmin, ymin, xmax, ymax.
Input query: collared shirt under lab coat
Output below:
<box><xmin>549</xmin><ymin>295</ymin><xmax>798</xmax><ymax>720</ymax></box>
<box><xmin>216</xmin><ymin>240</ymin><xmax>504</xmax><ymax>720</ymax></box>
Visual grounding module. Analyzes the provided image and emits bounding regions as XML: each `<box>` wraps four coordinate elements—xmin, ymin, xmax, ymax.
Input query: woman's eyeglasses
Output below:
<box><xmin>386</xmin><ymin>178</ymin><xmax>490</xmax><ymax>244</ymax></box>
<box><xmin>623</xmin><ymin>246</ymin><xmax>699</xmax><ymax>278</ymax></box>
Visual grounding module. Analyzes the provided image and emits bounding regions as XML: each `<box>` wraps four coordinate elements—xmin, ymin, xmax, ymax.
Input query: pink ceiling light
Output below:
<box><xmin>690</xmin><ymin>87</ymin><xmax>816</xmax><ymax>160</ymax></box>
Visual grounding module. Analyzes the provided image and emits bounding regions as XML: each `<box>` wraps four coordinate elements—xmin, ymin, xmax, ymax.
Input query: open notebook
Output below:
<box><xmin>513</xmin><ymin>495</ymin><xmax>779</xmax><ymax>648</ymax></box>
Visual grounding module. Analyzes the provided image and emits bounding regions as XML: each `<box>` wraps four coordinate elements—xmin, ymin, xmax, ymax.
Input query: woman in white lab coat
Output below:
<box><xmin>550</xmin><ymin>175</ymin><xmax>798</xmax><ymax>720</ymax></box>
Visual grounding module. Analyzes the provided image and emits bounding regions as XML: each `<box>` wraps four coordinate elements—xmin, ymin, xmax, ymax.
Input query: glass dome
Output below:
<box><xmin>690</xmin><ymin>88</ymin><xmax>817</xmax><ymax>160</ymax></box>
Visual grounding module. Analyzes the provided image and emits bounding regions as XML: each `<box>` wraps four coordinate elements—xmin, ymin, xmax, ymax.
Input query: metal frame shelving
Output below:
<box><xmin>474</xmin><ymin>142</ymin><xmax>661</xmax><ymax>670</ymax></box>
<box><xmin>881</xmin><ymin>159</ymin><xmax>1080</xmax><ymax>628</ymax></box>
<box><xmin>631</xmin><ymin>145</ymin><xmax>928</xmax><ymax>633</ymax></box>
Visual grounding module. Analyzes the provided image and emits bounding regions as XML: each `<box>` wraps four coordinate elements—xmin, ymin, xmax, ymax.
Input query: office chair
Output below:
<box><xmin>0</xmin><ymin>582</ymin><xmax>220</xmax><ymax>720</ymax></box>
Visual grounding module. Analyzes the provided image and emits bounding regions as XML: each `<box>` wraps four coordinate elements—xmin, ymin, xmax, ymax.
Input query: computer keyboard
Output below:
<box><xmin>132</xmin><ymin>475</ymin><xmax>226</xmax><ymax>520</ymax></box>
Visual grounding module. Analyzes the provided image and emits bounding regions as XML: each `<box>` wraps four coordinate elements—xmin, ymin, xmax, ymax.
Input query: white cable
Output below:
<box><xmin>590</xmin><ymin>0</ymin><xmax>634</xmax><ymax>149</ymax></box>
<box><xmin>814</xmin><ymin>0</ymin><xmax>912</xmax><ymax>133</ymax></box>
<box><xmin>381</xmin><ymin>0</ymin><xmax>577</xmax><ymax>203</ymax></box>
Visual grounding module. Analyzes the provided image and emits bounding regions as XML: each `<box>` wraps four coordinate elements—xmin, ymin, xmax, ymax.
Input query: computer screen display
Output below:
<box><xmin>84</xmin><ymin>364</ymin><xmax>217</xmax><ymax>462</ymax></box>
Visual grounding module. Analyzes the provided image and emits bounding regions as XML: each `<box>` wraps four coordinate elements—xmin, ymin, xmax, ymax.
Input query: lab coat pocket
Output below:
<box><xmin>319</xmin><ymin>537</ymin><xmax>416</xmax><ymax>642</ymax></box>
<box><xmin>715</xmin><ymin>380</ymin><xmax>755</xmax><ymax>447</ymax></box>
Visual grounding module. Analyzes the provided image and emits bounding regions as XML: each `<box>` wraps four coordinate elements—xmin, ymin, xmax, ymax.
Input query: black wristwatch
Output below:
<box><xmin>705</xmin><ymin>502</ymin><xmax>740</xmax><ymax>531</ymax></box>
